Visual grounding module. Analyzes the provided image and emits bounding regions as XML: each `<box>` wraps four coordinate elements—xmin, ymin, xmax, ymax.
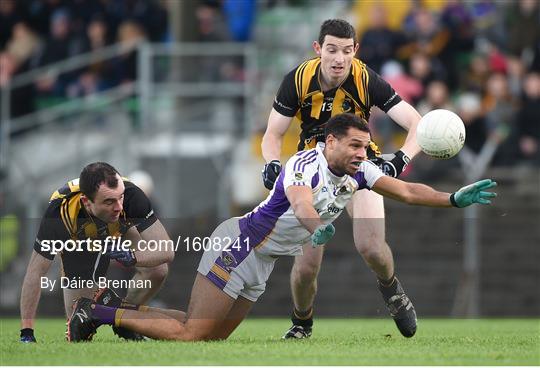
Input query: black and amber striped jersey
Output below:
<box><xmin>33</xmin><ymin>178</ymin><xmax>157</xmax><ymax>281</ymax></box>
<box><xmin>273</xmin><ymin>57</ymin><xmax>402</xmax><ymax>151</ymax></box>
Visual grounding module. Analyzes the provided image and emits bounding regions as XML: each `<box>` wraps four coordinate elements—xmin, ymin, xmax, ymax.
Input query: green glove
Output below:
<box><xmin>311</xmin><ymin>224</ymin><xmax>335</xmax><ymax>247</ymax></box>
<box><xmin>450</xmin><ymin>179</ymin><xmax>498</xmax><ymax>208</ymax></box>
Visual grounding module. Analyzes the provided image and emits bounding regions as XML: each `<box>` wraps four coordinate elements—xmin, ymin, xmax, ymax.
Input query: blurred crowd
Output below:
<box><xmin>0</xmin><ymin>0</ymin><xmax>169</xmax><ymax>118</ymax></box>
<box><xmin>355</xmin><ymin>0</ymin><xmax>540</xmax><ymax>166</ymax></box>
<box><xmin>1</xmin><ymin>0</ymin><xmax>539</xmax><ymax>166</ymax></box>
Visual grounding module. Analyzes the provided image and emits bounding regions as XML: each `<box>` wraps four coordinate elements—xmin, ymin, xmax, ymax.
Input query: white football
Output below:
<box><xmin>416</xmin><ymin>109</ymin><xmax>466</xmax><ymax>159</ymax></box>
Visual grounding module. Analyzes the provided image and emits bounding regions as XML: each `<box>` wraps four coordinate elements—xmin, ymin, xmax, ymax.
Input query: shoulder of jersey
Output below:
<box><xmin>362</xmin><ymin>159</ymin><xmax>379</xmax><ymax>170</ymax></box>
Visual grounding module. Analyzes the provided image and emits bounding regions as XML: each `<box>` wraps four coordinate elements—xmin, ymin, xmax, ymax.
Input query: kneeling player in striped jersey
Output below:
<box><xmin>67</xmin><ymin>113</ymin><xmax>497</xmax><ymax>341</ymax></box>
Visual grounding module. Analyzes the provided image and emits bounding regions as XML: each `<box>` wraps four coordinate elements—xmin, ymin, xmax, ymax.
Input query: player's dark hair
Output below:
<box><xmin>80</xmin><ymin>162</ymin><xmax>120</xmax><ymax>201</ymax></box>
<box><xmin>325</xmin><ymin>113</ymin><xmax>370</xmax><ymax>140</ymax></box>
<box><xmin>318</xmin><ymin>19</ymin><xmax>357</xmax><ymax>46</ymax></box>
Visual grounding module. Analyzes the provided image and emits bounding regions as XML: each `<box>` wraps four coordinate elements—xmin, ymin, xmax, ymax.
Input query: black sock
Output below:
<box><xmin>291</xmin><ymin>307</ymin><xmax>313</xmax><ymax>328</ymax></box>
<box><xmin>378</xmin><ymin>274</ymin><xmax>396</xmax><ymax>287</ymax></box>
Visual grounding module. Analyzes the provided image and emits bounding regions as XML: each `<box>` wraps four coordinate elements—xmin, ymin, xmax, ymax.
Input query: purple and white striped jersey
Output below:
<box><xmin>239</xmin><ymin>143</ymin><xmax>384</xmax><ymax>256</ymax></box>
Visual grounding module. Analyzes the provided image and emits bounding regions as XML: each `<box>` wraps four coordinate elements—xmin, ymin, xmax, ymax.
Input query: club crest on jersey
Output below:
<box><xmin>295</xmin><ymin>172</ymin><xmax>303</xmax><ymax>180</ymax></box>
<box><xmin>342</xmin><ymin>99</ymin><xmax>352</xmax><ymax>113</ymax></box>
<box><xmin>333</xmin><ymin>185</ymin><xmax>350</xmax><ymax>196</ymax></box>
<box><xmin>222</xmin><ymin>252</ymin><xmax>237</xmax><ymax>268</ymax></box>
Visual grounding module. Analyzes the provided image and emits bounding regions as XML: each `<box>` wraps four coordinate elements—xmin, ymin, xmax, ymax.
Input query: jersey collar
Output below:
<box><xmin>316</xmin><ymin>142</ymin><xmax>349</xmax><ymax>181</ymax></box>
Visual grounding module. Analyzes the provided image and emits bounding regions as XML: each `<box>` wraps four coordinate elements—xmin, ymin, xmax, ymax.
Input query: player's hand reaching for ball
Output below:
<box><xmin>311</xmin><ymin>224</ymin><xmax>335</xmax><ymax>248</ymax></box>
<box><xmin>450</xmin><ymin>179</ymin><xmax>497</xmax><ymax>208</ymax></box>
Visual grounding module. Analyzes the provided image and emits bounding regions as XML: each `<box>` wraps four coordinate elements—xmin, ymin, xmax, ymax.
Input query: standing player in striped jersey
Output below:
<box><xmin>66</xmin><ymin>113</ymin><xmax>496</xmax><ymax>342</ymax></box>
<box><xmin>19</xmin><ymin>162</ymin><xmax>174</xmax><ymax>343</ymax></box>
<box><xmin>261</xmin><ymin>19</ymin><xmax>424</xmax><ymax>338</ymax></box>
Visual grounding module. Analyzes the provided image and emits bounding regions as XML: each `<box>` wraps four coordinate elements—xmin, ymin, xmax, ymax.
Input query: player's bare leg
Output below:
<box><xmin>348</xmin><ymin>190</ymin><xmax>394</xmax><ymax>280</ymax></box>
<box><xmin>117</xmin><ymin>273</ymin><xmax>242</xmax><ymax>340</ymax></box>
<box><xmin>348</xmin><ymin>189</ymin><xmax>417</xmax><ymax>337</ymax></box>
<box><xmin>291</xmin><ymin>243</ymin><xmax>324</xmax><ymax>311</ymax></box>
<box><xmin>283</xmin><ymin>243</ymin><xmax>324</xmax><ymax>339</ymax></box>
<box><xmin>125</xmin><ymin>264</ymin><xmax>168</xmax><ymax>304</ymax></box>
<box><xmin>67</xmin><ymin>273</ymin><xmax>250</xmax><ymax>341</ymax></box>
<box><xmin>210</xmin><ymin>295</ymin><xmax>254</xmax><ymax>340</ymax></box>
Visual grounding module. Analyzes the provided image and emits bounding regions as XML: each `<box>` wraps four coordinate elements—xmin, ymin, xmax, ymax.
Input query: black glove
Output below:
<box><xmin>261</xmin><ymin>160</ymin><xmax>282</xmax><ymax>190</ymax></box>
<box><xmin>105</xmin><ymin>247</ymin><xmax>137</xmax><ymax>267</ymax></box>
<box><xmin>371</xmin><ymin>150</ymin><xmax>410</xmax><ymax>178</ymax></box>
<box><xmin>20</xmin><ymin>328</ymin><xmax>36</xmax><ymax>343</ymax></box>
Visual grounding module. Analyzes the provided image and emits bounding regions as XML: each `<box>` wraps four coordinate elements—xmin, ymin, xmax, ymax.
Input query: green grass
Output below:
<box><xmin>1</xmin><ymin>318</ymin><xmax>539</xmax><ymax>365</ymax></box>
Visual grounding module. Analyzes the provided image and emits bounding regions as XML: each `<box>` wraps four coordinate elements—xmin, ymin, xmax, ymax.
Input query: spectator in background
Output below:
<box><xmin>483</xmin><ymin>73</ymin><xmax>517</xmax><ymax>132</ymax></box>
<box><xmin>68</xmin><ymin>15</ymin><xmax>114</xmax><ymax>97</ymax></box>
<box><xmin>408</xmin><ymin>52</ymin><xmax>446</xmax><ymax>98</ymax></box>
<box><xmin>439</xmin><ymin>0</ymin><xmax>475</xmax><ymax>90</ymax></box>
<box><xmin>114</xmin><ymin>21</ymin><xmax>146</xmax><ymax>85</ymax></box>
<box><xmin>5</xmin><ymin>22</ymin><xmax>41</xmax><ymax>68</ymax></box>
<box><xmin>505</xmin><ymin>0</ymin><xmax>540</xmax><ymax>59</ymax></box>
<box><xmin>358</xmin><ymin>5</ymin><xmax>405</xmax><ymax>74</ymax></box>
<box><xmin>196</xmin><ymin>1</ymin><xmax>230</xmax><ymax>43</ymax></box>
<box><xmin>416</xmin><ymin>80</ymin><xmax>453</xmax><ymax>116</ymax></box>
<box><xmin>35</xmin><ymin>8</ymin><xmax>88</xmax><ymax>98</ymax></box>
<box><xmin>104</xmin><ymin>0</ymin><xmax>168</xmax><ymax>42</ymax></box>
<box><xmin>397</xmin><ymin>7</ymin><xmax>450</xmax><ymax>63</ymax></box>
<box><xmin>516</xmin><ymin>72</ymin><xmax>540</xmax><ymax>164</ymax></box>
<box><xmin>0</xmin><ymin>0</ymin><xmax>27</xmax><ymax>50</ymax></box>
<box><xmin>461</xmin><ymin>53</ymin><xmax>490</xmax><ymax>94</ymax></box>
<box><xmin>223</xmin><ymin>0</ymin><xmax>256</xmax><ymax>42</ymax></box>
<box><xmin>1</xmin><ymin>22</ymin><xmax>39</xmax><ymax>119</ymax></box>
<box><xmin>456</xmin><ymin>92</ymin><xmax>488</xmax><ymax>154</ymax></box>
<box><xmin>469</xmin><ymin>0</ymin><xmax>507</xmax><ymax>49</ymax></box>
<box><xmin>483</xmin><ymin>73</ymin><xmax>519</xmax><ymax>164</ymax></box>
<box><xmin>65</xmin><ymin>0</ymin><xmax>108</xmax><ymax>37</ymax></box>
<box><xmin>381</xmin><ymin>60</ymin><xmax>423</xmax><ymax>104</ymax></box>
<box><xmin>506</xmin><ymin>56</ymin><xmax>527</xmax><ymax>99</ymax></box>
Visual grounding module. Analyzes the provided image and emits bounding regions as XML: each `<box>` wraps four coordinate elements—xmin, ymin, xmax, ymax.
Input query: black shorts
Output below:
<box><xmin>60</xmin><ymin>250</ymin><xmax>110</xmax><ymax>288</ymax></box>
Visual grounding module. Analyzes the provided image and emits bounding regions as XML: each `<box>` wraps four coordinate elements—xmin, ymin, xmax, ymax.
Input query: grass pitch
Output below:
<box><xmin>1</xmin><ymin>318</ymin><xmax>538</xmax><ymax>365</ymax></box>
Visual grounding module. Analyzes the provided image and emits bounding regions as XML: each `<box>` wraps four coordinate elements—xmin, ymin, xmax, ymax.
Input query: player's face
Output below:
<box><xmin>85</xmin><ymin>176</ymin><xmax>125</xmax><ymax>223</ymax></box>
<box><xmin>327</xmin><ymin>128</ymin><xmax>370</xmax><ymax>176</ymax></box>
<box><xmin>314</xmin><ymin>35</ymin><xmax>358</xmax><ymax>86</ymax></box>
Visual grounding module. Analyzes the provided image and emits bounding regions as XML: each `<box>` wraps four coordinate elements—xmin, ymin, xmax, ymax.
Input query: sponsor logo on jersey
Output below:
<box><xmin>327</xmin><ymin>203</ymin><xmax>341</xmax><ymax>214</ymax></box>
<box><xmin>295</xmin><ymin>172</ymin><xmax>303</xmax><ymax>180</ymax></box>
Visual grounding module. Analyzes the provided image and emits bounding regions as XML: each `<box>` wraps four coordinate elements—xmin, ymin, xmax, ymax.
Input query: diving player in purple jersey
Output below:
<box><xmin>67</xmin><ymin>114</ymin><xmax>496</xmax><ymax>342</ymax></box>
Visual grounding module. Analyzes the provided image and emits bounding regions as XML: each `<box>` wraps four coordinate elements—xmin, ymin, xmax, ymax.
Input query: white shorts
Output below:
<box><xmin>197</xmin><ymin>217</ymin><xmax>277</xmax><ymax>302</ymax></box>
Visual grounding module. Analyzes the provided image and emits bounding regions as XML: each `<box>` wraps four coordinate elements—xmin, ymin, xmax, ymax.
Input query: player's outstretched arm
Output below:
<box><xmin>372</xmin><ymin>176</ymin><xmax>497</xmax><ymax>208</ymax></box>
<box><xmin>286</xmin><ymin>185</ymin><xmax>324</xmax><ymax>233</ymax></box>
<box><xmin>20</xmin><ymin>250</ymin><xmax>53</xmax><ymax>342</ymax></box>
<box><xmin>285</xmin><ymin>185</ymin><xmax>335</xmax><ymax>247</ymax></box>
<box><xmin>261</xmin><ymin>109</ymin><xmax>293</xmax><ymax>189</ymax></box>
